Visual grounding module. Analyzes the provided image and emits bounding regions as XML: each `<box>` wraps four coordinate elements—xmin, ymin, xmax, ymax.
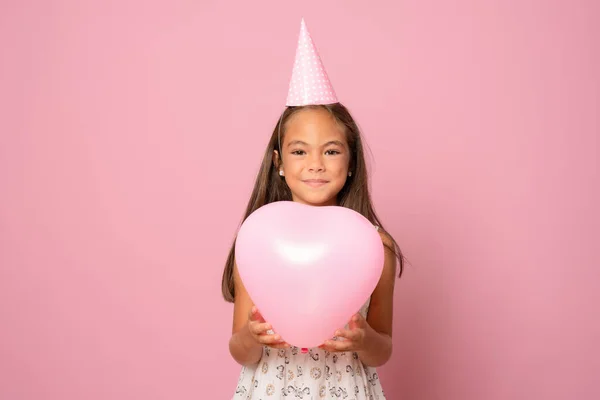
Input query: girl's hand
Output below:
<box><xmin>247</xmin><ymin>306</ymin><xmax>290</xmax><ymax>349</ymax></box>
<box><xmin>319</xmin><ymin>313</ymin><xmax>369</xmax><ymax>352</ymax></box>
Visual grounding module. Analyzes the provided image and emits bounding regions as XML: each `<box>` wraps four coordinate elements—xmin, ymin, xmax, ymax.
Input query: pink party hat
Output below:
<box><xmin>286</xmin><ymin>18</ymin><xmax>338</xmax><ymax>106</ymax></box>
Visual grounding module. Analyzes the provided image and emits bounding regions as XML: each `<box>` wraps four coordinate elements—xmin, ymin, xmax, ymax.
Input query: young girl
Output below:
<box><xmin>221</xmin><ymin>19</ymin><xmax>404</xmax><ymax>399</ymax></box>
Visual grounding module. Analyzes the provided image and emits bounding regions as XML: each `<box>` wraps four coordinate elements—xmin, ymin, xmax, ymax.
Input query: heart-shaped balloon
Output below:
<box><xmin>235</xmin><ymin>201</ymin><xmax>384</xmax><ymax>349</ymax></box>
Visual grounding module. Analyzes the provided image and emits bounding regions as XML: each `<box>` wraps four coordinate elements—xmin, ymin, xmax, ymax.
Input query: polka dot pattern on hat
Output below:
<box><xmin>286</xmin><ymin>18</ymin><xmax>338</xmax><ymax>106</ymax></box>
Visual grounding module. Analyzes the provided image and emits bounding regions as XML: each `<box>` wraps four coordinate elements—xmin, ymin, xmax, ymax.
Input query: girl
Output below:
<box><xmin>222</xmin><ymin>19</ymin><xmax>404</xmax><ymax>399</ymax></box>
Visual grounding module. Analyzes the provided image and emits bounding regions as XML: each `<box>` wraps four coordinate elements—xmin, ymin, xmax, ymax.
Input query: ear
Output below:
<box><xmin>273</xmin><ymin>150</ymin><xmax>281</xmax><ymax>169</ymax></box>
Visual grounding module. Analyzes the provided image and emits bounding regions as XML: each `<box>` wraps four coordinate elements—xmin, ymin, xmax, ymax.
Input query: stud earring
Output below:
<box><xmin>279</xmin><ymin>170</ymin><xmax>284</xmax><ymax>176</ymax></box>
<box><xmin>348</xmin><ymin>171</ymin><xmax>352</xmax><ymax>177</ymax></box>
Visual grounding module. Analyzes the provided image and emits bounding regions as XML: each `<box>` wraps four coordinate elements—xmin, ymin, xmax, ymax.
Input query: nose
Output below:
<box><xmin>307</xmin><ymin>153</ymin><xmax>325</xmax><ymax>172</ymax></box>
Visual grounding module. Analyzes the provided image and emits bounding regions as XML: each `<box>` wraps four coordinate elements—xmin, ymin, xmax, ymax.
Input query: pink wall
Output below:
<box><xmin>1</xmin><ymin>1</ymin><xmax>598</xmax><ymax>399</ymax></box>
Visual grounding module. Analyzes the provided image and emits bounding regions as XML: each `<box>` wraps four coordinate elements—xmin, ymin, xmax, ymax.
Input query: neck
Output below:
<box><xmin>291</xmin><ymin>195</ymin><xmax>338</xmax><ymax>207</ymax></box>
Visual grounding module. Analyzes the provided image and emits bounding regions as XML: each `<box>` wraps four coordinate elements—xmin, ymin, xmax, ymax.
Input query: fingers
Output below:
<box><xmin>248</xmin><ymin>321</ymin><xmax>272</xmax><ymax>336</ymax></box>
<box><xmin>248</xmin><ymin>306</ymin><xmax>266</xmax><ymax>323</ymax></box>
<box><xmin>330</xmin><ymin>313</ymin><xmax>366</xmax><ymax>341</ymax></box>
<box><xmin>250</xmin><ymin>330</ymin><xmax>290</xmax><ymax>348</ymax></box>
<box><xmin>255</xmin><ymin>332</ymin><xmax>283</xmax><ymax>345</ymax></box>
<box><xmin>248</xmin><ymin>325</ymin><xmax>288</xmax><ymax>347</ymax></box>
<box><xmin>320</xmin><ymin>339</ymin><xmax>353</xmax><ymax>352</ymax></box>
<box><xmin>348</xmin><ymin>313</ymin><xmax>365</xmax><ymax>330</ymax></box>
<box><xmin>335</xmin><ymin>328</ymin><xmax>363</xmax><ymax>342</ymax></box>
<box><xmin>247</xmin><ymin>306</ymin><xmax>289</xmax><ymax>348</ymax></box>
<box><xmin>248</xmin><ymin>307</ymin><xmax>272</xmax><ymax>336</ymax></box>
<box><xmin>320</xmin><ymin>314</ymin><xmax>367</xmax><ymax>352</ymax></box>
<box><xmin>255</xmin><ymin>333</ymin><xmax>290</xmax><ymax>348</ymax></box>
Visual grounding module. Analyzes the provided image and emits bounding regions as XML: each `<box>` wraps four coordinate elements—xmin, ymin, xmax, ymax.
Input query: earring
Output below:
<box><xmin>348</xmin><ymin>171</ymin><xmax>352</xmax><ymax>177</ymax></box>
<box><xmin>279</xmin><ymin>170</ymin><xmax>284</xmax><ymax>176</ymax></box>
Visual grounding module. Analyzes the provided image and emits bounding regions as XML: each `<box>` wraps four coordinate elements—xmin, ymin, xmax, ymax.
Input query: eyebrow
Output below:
<box><xmin>287</xmin><ymin>140</ymin><xmax>346</xmax><ymax>148</ymax></box>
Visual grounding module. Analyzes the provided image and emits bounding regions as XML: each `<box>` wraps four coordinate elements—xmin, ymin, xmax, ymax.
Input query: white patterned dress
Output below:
<box><xmin>232</xmin><ymin>298</ymin><xmax>386</xmax><ymax>399</ymax></box>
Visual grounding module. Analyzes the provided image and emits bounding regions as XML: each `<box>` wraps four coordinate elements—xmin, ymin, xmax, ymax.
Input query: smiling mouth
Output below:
<box><xmin>303</xmin><ymin>179</ymin><xmax>329</xmax><ymax>188</ymax></box>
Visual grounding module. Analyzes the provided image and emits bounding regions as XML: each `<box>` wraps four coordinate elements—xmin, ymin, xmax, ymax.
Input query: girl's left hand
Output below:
<box><xmin>319</xmin><ymin>313</ymin><xmax>369</xmax><ymax>352</ymax></box>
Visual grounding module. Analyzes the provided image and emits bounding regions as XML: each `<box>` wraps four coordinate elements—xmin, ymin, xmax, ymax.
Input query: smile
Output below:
<box><xmin>303</xmin><ymin>179</ymin><xmax>329</xmax><ymax>188</ymax></box>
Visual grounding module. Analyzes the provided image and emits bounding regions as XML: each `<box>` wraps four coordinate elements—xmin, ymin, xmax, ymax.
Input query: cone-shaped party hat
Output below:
<box><xmin>286</xmin><ymin>18</ymin><xmax>338</xmax><ymax>106</ymax></box>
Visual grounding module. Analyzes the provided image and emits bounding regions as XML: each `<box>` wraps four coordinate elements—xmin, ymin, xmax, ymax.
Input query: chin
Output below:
<box><xmin>288</xmin><ymin>182</ymin><xmax>344</xmax><ymax>206</ymax></box>
<box><xmin>299</xmin><ymin>194</ymin><xmax>337</xmax><ymax>207</ymax></box>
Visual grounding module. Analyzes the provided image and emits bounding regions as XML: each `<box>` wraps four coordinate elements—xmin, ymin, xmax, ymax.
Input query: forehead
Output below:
<box><xmin>283</xmin><ymin>108</ymin><xmax>346</xmax><ymax>145</ymax></box>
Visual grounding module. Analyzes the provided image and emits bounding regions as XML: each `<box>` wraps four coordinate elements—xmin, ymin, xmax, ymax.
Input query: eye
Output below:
<box><xmin>291</xmin><ymin>150</ymin><xmax>306</xmax><ymax>155</ymax></box>
<box><xmin>325</xmin><ymin>149</ymin><xmax>341</xmax><ymax>155</ymax></box>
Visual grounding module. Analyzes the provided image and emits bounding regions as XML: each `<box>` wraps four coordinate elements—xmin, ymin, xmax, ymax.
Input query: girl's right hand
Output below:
<box><xmin>247</xmin><ymin>306</ymin><xmax>290</xmax><ymax>349</ymax></box>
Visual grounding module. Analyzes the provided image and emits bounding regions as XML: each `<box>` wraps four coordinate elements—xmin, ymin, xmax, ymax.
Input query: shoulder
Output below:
<box><xmin>375</xmin><ymin>228</ymin><xmax>398</xmax><ymax>277</ymax></box>
<box><xmin>376</xmin><ymin>227</ymin><xmax>394</xmax><ymax>249</ymax></box>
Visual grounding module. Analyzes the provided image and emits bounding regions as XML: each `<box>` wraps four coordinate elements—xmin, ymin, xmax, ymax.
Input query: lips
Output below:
<box><xmin>303</xmin><ymin>179</ymin><xmax>329</xmax><ymax>188</ymax></box>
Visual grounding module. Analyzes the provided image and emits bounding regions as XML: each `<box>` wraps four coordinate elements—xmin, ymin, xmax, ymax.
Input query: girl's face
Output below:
<box><xmin>275</xmin><ymin>108</ymin><xmax>351</xmax><ymax>207</ymax></box>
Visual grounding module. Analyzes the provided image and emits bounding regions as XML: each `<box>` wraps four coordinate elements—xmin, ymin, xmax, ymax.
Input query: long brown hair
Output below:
<box><xmin>221</xmin><ymin>103</ymin><xmax>404</xmax><ymax>302</ymax></box>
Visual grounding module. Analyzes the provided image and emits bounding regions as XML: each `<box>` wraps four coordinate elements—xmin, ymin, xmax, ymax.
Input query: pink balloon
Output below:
<box><xmin>235</xmin><ymin>201</ymin><xmax>384</xmax><ymax>349</ymax></box>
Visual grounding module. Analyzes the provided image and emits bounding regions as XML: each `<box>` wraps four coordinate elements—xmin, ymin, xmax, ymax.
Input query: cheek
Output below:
<box><xmin>329</xmin><ymin>157</ymin><xmax>350</xmax><ymax>175</ymax></box>
<box><xmin>284</xmin><ymin>160</ymin><xmax>303</xmax><ymax>175</ymax></box>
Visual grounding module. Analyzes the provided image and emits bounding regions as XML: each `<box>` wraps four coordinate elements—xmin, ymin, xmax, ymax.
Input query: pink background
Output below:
<box><xmin>1</xmin><ymin>1</ymin><xmax>598</xmax><ymax>399</ymax></box>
